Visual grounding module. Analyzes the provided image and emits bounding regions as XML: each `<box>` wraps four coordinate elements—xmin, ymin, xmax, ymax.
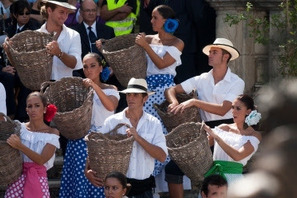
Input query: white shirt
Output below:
<box><xmin>181</xmin><ymin>68</ymin><xmax>244</xmax><ymax>121</ymax></box>
<box><xmin>100</xmin><ymin>108</ymin><xmax>168</xmax><ymax>180</ymax></box>
<box><xmin>146</xmin><ymin>44</ymin><xmax>182</xmax><ymax>77</ymax></box>
<box><xmin>18</xmin><ymin>121</ymin><xmax>60</xmax><ymax>170</ymax></box>
<box><xmin>91</xmin><ymin>88</ymin><xmax>120</xmax><ymax>127</ymax></box>
<box><xmin>38</xmin><ymin>23</ymin><xmax>83</xmax><ymax>80</ymax></box>
<box><xmin>0</xmin><ymin>82</ymin><xmax>7</xmax><ymax>115</ymax></box>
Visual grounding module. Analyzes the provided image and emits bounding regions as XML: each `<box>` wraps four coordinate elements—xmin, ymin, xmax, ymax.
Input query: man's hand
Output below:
<box><xmin>2</xmin><ymin>65</ymin><xmax>16</xmax><ymax>75</ymax></box>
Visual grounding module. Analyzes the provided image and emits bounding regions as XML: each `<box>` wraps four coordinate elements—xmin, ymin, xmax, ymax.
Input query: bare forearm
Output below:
<box><xmin>194</xmin><ymin>100</ymin><xmax>231</xmax><ymax>116</ymax></box>
<box><xmin>135</xmin><ymin>135</ymin><xmax>166</xmax><ymax>162</ymax></box>
<box><xmin>58</xmin><ymin>52</ymin><xmax>77</xmax><ymax>69</ymax></box>
<box><xmin>18</xmin><ymin>144</ymin><xmax>55</xmax><ymax>165</ymax></box>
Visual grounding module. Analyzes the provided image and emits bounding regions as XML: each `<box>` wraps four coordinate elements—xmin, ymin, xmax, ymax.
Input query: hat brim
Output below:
<box><xmin>119</xmin><ymin>88</ymin><xmax>155</xmax><ymax>96</ymax></box>
<box><xmin>42</xmin><ymin>0</ymin><xmax>77</xmax><ymax>10</ymax></box>
<box><xmin>203</xmin><ymin>44</ymin><xmax>240</xmax><ymax>61</ymax></box>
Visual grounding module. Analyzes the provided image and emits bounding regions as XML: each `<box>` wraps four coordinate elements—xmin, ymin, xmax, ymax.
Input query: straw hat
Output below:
<box><xmin>42</xmin><ymin>0</ymin><xmax>76</xmax><ymax>10</ymax></box>
<box><xmin>202</xmin><ymin>38</ymin><xmax>240</xmax><ymax>61</ymax></box>
<box><xmin>120</xmin><ymin>78</ymin><xmax>154</xmax><ymax>96</ymax></box>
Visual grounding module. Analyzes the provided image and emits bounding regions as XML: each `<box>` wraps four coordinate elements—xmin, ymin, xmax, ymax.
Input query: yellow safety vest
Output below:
<box><xmin>105</xmin><ymin>0</ymin><xmax>138</xmax><ymax>36</ymax></box>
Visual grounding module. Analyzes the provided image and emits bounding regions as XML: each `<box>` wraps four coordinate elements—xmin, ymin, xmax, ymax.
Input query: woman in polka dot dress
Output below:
<box><xmin>5</xmin><ymin>92</ymin><xmax>60</xmax><ymax>198</ymax></box>
<box><xmin>135</xmin><ymin>5</ymin><xmax>184</xmax><ymax>177</ymax></box>
<box><xmin>59</xmin><ymin>53</ymin><xmax>120</xmax><ymax>198</ymax></box>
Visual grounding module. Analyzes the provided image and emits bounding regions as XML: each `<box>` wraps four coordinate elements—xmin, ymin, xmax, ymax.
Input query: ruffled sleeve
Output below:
<box><xmin>166</xmin><ymin>46</ymin><xmax>182</xmax><ymax>65</ymax></box>
<box><xmin>243</xmin><ymin>135</ymin><xmax>260</xmax><ymax>152</ymax></box>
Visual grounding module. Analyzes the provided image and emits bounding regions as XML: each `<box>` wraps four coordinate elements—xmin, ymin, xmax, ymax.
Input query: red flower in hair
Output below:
<box><xmin>44</xmin><ymin>104</ymin><xmax>57</xmax><ymax>122</ymax></box>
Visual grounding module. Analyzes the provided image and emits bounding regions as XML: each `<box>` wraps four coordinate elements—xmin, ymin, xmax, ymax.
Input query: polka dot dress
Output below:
<box><xmin>5</xmin><ymin>174</ymin><xmax>50</xmax><ymax>198</ymax></box>
<box><xmin>144</xmin><ymin>74</ymin><xmax>174</xmax><ymax>176</ymax></box>
<box><xmin>59</xmin><ymin>138</ymin><xmax>105</xmax><ymax>198</ymax></box>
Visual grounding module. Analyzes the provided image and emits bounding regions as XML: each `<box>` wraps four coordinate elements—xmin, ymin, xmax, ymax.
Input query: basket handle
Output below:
<box><xmin>107</xmin><ymin>123</ymin><xmax>130</xmax><ymax>136</ymax></box>
<box><xmin>40</xmin><ymin>81</ymin><xmax>55</xmax><ymax>94</ymax></box>
<box><xmin>0</xmin><ymin>112</ymin><xmax>21</xmax><ymax>136</ymax></box>
<box><xmin>2</xmin><ymin>40</ymin><xmax>15</xmax><ymax>67</ymax></box>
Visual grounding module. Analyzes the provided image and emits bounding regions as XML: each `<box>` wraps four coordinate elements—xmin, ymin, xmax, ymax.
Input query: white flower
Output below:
<box><xmin>245</xmin><ymin>110</ymin><xmax>262</xmax><ymax>126</ymax></box>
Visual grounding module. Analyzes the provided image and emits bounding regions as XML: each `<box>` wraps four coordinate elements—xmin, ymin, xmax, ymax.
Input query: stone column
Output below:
<box><xmin>206</xmin><ymin>0</ymin><xmax>281</xmax><ymax>94</ymax></box>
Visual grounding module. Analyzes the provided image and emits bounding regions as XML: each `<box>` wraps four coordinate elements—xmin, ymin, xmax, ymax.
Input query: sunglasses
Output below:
<box><xmin>18</xmin><ymin>12</ymin><xmax>30</xmax><ymax>16</ymax></box>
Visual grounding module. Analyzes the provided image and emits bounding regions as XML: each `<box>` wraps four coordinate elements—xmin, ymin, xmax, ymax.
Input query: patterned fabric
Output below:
<box><xmin>5</xmin><ymin>175</ymin><xmax>50</xmax><ymax>198</ymax></box>
<box><xmin>144</xmin><ymin>74</ymin><xmax>174</xmax><ymax>176</ymax></box>
<box><xmin>59</xmin><ymin>126</ymin><xmax>105</xmax><ymax>198</ymax></box>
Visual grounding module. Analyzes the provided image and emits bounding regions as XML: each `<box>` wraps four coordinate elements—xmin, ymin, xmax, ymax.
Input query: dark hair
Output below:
<box><xmin>154</xmin><ymin>5</ymin><xmax>175</xmax><ymax>19</ymax></box>
<box><xmin>201</xmin><ymin>174</ymin><xmax>228</xmax><ymax>196</ymax></box>
<box><xmin>105</xmin><ymin>171</ymin><xmax>128</xmax><ymax>189</ymax></box>
<box><xmin>10</xmin><ymin>0</ymin><xmax>31</xmax><ymax>24</ymax></box>
<box><xmin>221</xmin><ymin>48</ymin><xmax>232</xmax><ymax>63</ymax></box>
<box><xmin>83</xmin><ymin>53</ymin><xmax>104</xmax><ymax>67</ymax></box>
<box><xmin>236</xmin><ymin>94</ymin><xmax>255</xmax><ymax>111</ymax></box>
<box><xmin>27</xmin><ymin>91</ymin><xmax>48</xmax><ymax>107</ymax></box>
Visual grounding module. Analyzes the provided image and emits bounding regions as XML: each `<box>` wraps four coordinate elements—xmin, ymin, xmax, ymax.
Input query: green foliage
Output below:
<box><xmin>224</xmin><ymin>0</ymin><xmax>297</xmax><ymax>77</ymax></box>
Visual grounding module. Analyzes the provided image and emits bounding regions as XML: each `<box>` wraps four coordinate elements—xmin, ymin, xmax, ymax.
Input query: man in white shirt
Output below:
<box><xmin>87</xmin><ymin>78</ymin><xmax>168</xmax><ymax>198</ymax></box>
<box><xmin>164</xmin><ymin>38</ymin><xmax>244</xmax><ymax>198</ymax></box>
<box><xmin>38</xmin><ymin>0</ymin><xmax>83</xmax><ymax>80</ymax></box>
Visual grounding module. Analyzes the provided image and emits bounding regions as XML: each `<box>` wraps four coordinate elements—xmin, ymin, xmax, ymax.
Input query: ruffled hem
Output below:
<box><xmin>19</xmin><ymin>122</ymin><xmax>60</xmax><ymax>148</ymax></box>
<box><xmin>213</xmin><ymin>127</ymin><xmax>260</xmax><ymax>151</ymax></box>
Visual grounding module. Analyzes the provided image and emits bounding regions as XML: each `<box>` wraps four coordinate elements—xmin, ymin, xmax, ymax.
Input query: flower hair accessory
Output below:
<box><xmin>44</xmin><ymin>104</ymin><xmax>57</xmax><ymax>122</ymax></box>
<box><xmin>101</xmin><ymin>66</ymin><xmax>111</xmax><ymax>82</ymax></box>
<box><xmin>164</xmin><ymin>18</ymin><xmax>179</xmax><ymax>33</ymax></box>
<box><xmin>245</xmin><ymin>110</ymin><xmax>261</xmax><ymax>126</ymax></box>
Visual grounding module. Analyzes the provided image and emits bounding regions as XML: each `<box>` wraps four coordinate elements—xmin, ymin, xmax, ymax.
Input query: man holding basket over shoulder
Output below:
<box><xmin>164</xmin><ymin>38</ymin><xmax>245</xmax><ymax>198</ymax></box>
<box><xmin>86</xmin><ymin>78</ymin><xmax>168</xmax><ymax>198</ymax></box>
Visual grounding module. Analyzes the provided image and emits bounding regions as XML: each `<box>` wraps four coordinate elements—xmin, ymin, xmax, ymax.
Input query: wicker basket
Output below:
<box><xmin>0</xmin><ymin>113</ymin><xmax>22</xmax><ymax>185</ymax></box>
<box><xmin>85</xmin><ymin>123</ymin><xmax>134</xmax><ymax>179</ymax></box>
<box><xmin>41</xmin><ymin>77</ymin><xmax>93</xmax><ymax>140</ymax></box>
<box><xmin>154</xmin><ymin>91</ymin><xmax>201</xmax><ymax>133</ymax></box>
<box><xmin>100</xmin><ymin>34</ymin><xmax>147</xmax><ymax>87</ymax></box>
<box><xmin>166</xmin><ymin>122</ymin><xmax>212</xmax><ymax>184</ymax></box>
<box><xmin>4</xmin><ymin>30</ymin><xmax>54</xmax><ymax>90</ymax></box>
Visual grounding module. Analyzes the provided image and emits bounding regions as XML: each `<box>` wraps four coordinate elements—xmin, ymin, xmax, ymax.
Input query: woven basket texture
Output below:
<box><xmin>0</xmin><ymin>113</ymin><xmax>22</xmax><ymax>185</ymax></box>
<box><xmin>100</xmin><ymin>34</ymin><xmax>147</xmax><ymax>87</ymax></box>
<box><xmin>41</xmin><ymin>77</ymin><xmax>93</xmax><ymax>140</ymax></box>
<box><xmin>154</xmin><ymin>90</ymin><xmax>201</xmax><ymax>133</ymax></box>
<box><xmin>85</xmin><ymin>123</ymin><xmax>134</xmax><ymax>179</ymax></box>
<box><xmin>166</xmin><ymin>122</ymin><xmax>212</xmax><ymax>184</ymax></box>
<box><xmin>5</xmin><ymin>30</ymin><xmax>53</xmax><ymax>90</ymax></box>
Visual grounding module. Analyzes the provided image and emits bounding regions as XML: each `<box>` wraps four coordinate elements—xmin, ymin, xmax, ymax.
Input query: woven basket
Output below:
<box><xmin>166</xmin><ymin>122</ymin><xmax>212</xmax><ymax>184</ymax></box>
<box><xmin>154</xmin><ymin>90</ymin><xmax>201</xmax><ymax>133</ymax></box>
<box><xmin>85</xmin><ymin>123</ymin><xmax>134</xmax><ymax>179</ymax></box>
<box><xmin>4</xmin><ymin>30</ymin><xmax>53</xmax><ymax>90</ymax></box>
<box><xmin>100</xmin><ymin>34</ymin><xmax>147</xmax><ymax>87</ymax></box>
<box><xmin>41</xmin><ymin>77</ymin><xmax>93</xmax><ymax>140</ymax></box>
<box><xmin>0</xmin><ymin>113</ymin><xmax>22</xmax><ymax>185</ymax></box>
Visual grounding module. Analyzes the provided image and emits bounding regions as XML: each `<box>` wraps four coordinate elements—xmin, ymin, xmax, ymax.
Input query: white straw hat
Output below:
<box><xmin>120</xmin><ymin>78</ymin><xmax>154</xmax><ymax>96</ymax></box>
<box><xmin>42</xmin><ymin>0</ymin><xmax>77</xmax><ymax>10</ymax></box>
<box><xmin>202</xmin><ymin>38</ymin><xmax>240</xmax><ymax>61</ymax></box>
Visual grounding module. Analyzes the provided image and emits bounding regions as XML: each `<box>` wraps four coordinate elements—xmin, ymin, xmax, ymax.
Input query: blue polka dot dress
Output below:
<box><xmin>59</xmin><ymin>89</ymin><xmax>120</xmax><ymax>198</ymax></box>
<box><xmin>144</xmin><ymin>74</ymin><xmax>175</xmax><ymax>176</ymax></box>
<box><xmin>59</xmin><ymin>137</ymin><xmax>105</xmax><ymax>198</ymax></box>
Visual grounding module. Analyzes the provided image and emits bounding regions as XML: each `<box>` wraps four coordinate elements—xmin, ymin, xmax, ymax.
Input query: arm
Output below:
<box><xmin>101</xmin><ymin>3</ymin><xmax>132</xmax><ymax>21</ymax></box>
<box><xmin>7</xmin><ymin>134</ymin><xmax>57</xmax><ymax>165</ymax></box>
<box><xmin>46</xmin><ymin>41</ymin><xmax>77</xmax><ymax>69</ymax></box>
<box><xmin>84</xmin><ymin>157</ymin><xmax>104</xmax><ymax>187</ymax></box>
<box><xmin>83</xmin><ymin>79</ymin><xmax>119</xmax><ymax>111</ymax></box>
<box><xmin>126</xmin><ymin>127</ymin><xmax>167</xmax><ymax>162</ymax></box>
<box><xmin>135</xmin><ymin>34</ymin><xmax>184</xmax><ymax>69</ymax></box>
<box><xmin>204</xmin><ymin>125</ymin><xmax>257</xmax><ymax>161</ymax></box>
<box><xmin>165</xmin><ymin>84</ymin><xmax>186</xmax><ymax>110</ymax></box>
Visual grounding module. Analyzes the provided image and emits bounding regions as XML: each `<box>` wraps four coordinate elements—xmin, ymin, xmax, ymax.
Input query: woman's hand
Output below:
<box><xmin>46</xmin><ymin>41</ymin><xmax>61</xmax><ymax>57</ymax></box>
<box><xmin>85</xmin><ymin>169</ymin><xmax>104</xmax><ymax>187</ymax></box>
<box><xmin>135</xmin><ymin>33</ymin><xmax>148</xmax><ymax>48</ymax></box>
<box><xmin>83</xmin><ymin>78</ymin><xmax>96</xmax><ymax>89</ymax></box>
<box><xmin>7</xmin><ymin>134</ymin><xmax>22</xmax><ymax>150</ymax></box>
